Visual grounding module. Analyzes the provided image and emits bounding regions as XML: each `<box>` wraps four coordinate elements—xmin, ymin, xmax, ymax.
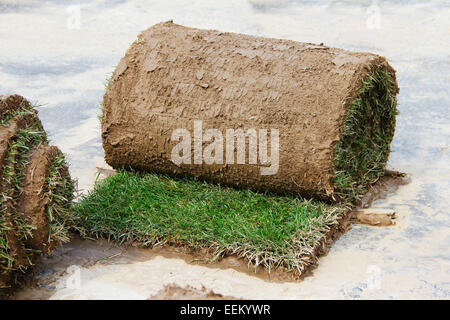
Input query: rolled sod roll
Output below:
<box><xmin>0</xmin><ymin>95</ymin><xmax>74</xmax><ymax>296</ymax></box>
<box><xmin>102</xmin><ymin>21</ymin><xmax>399</xmax><ymax>201</ymax></box>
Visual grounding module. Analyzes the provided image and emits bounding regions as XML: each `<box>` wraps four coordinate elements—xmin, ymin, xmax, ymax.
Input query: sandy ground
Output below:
<box><xmin>1</xmin><ymin>0</ymin><xmax>449</xmax><ymax>299</ymax></box>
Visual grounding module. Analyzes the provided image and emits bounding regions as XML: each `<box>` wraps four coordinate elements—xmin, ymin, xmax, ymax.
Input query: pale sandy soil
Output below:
<box><xmin>1</xmin><ymin>0</ymin><xmax>449</xmax><ymax>299</ymax></box>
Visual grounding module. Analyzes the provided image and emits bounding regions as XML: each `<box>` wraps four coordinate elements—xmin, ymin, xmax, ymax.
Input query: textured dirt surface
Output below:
<box><xmin>0</xmin><ymin>94</ymin><xmax>32</xmax><ymax>121</ymax></box>
<box><xmin>102</xmin><ymin>21</ymin><xmax>397</xmax><ymax>200</ymax></box>
<box><xmin>0</xmin><ymin>97</ymin><xmax>43</xmax><ymax>284</ymax></box>
<box><xmin>17</xmin><ymin>145</ymin><xmax>62</xmax><ymax>254</ymax></box>
<box><xmin>353</xmin><ymin>209</ymin><xmax>395</xmax><ymax>227</ymax></box>
<box><xmin>0</xmin><ymin>94</ymin><xmax>38</xmax><ymax>179</ymax></box>
<box><xmin>1</xmin><ymin>146</ymin><xmax>65</xmax><ymax>294</ymax></box>
<box><xmin>0</xmin><ymin>118</ymin><xmax>26</xmax><ymax>184</ymax></box>
<box><xmin>1</xmin><ymin>157</ymin><xmax>29</xmax><ymax>286</ymax></box>
<box><xmin>149</xmin><ymin>284</ymin><xmax>237</xmax><ymax>300</ymax></box>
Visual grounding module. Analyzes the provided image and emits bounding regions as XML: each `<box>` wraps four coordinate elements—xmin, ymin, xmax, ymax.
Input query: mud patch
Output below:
<box><xmin>353</xmin><ymin>209</ymin><xmax>395</xmax><ymax>226</ymax></box>
<box><xmin>12</xmin><ymin>234</ymin><xmax>303</xmax><ymax>300</ymax></box>
<box><xmin>358</xmin><ymin>171</ymin><xmax>410</xmax><ymax>209</ymax></box>
<box><xmin>149</xmin><ymin>284</ymin><xmax>237</xmax><ymax>300</ymax></box>
<box><xmin>350</xmin><ymin>172</ymin><xmax>409</xmax><ymax>227</ymax></box>
<box><xmin>17</xmin><ymin>145</ymin><xmax>63</xmax><ymax>253</ymax></box>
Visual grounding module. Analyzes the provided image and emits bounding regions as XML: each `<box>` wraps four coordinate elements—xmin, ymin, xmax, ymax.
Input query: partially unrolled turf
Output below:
<box><xmin>74</xmin><ymin>70</ymin><xmax>397</xmax><ymax>275</ymax></box>
<box><xmin>74</xmin><ymin>23</ymin><xmax>399</xmax><ymax>277</ymax></box>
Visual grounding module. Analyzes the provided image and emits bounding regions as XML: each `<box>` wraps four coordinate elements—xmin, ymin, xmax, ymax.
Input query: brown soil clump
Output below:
<box><xmin>149</xmin><ymin>284</ymin><xmax>237</xmax><ymax>300</ymax></box>
<box><xmin>353</xmin><ymin>209</ymin><xmax>396</xmax><ymax>226</ymax></box>
<box><xmin>0</xmin><ymin>94</ymin><xmax>32</xmax><ymax>120</ymax></box>
<box><xmin>0</xmin><ymin>113</ymin><xmax>37</xmax><ymax>179</ymax></box>
<box><xmin>17</xmin><ymin>146</ymin><xmax>65</xmax><ymax>253</ymax></box>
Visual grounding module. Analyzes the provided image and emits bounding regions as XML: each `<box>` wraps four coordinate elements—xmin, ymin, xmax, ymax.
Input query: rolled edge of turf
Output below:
<box><xmin>332</xmin><ymin>67</ymin><xmax>399</xmax><ymax>202</ymax></box>
<box><xmin>0</xmin><ymin>94</ymin><xmax>33</xmax><ymax>123</ymax></box>
<box><xmin>0</xmin><ymin>95</ymin><xmax>74</xmax><ymax>297</ymax></box>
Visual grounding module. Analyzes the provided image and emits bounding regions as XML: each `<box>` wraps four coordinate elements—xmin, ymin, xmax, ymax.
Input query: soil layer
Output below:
<box><xmin>17</xmin><ymin>145</ymin><xmax>63</xmax><ymax>254</ymax></box>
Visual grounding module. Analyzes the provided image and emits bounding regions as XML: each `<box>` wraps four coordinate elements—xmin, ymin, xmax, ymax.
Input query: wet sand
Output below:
<box><xmin>1</xmin><ymin>0</ymin><xmax>449</xmax><ymax>299</ymax></box>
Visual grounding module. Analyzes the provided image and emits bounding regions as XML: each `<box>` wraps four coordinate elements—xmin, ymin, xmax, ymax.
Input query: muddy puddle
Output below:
<box><xmin>12</xmin><ymin>236</ymin><xmax>291</xmax><ymax>300</ymax></box>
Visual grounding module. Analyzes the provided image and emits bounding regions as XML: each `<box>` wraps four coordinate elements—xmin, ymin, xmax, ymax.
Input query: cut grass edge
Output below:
<box><xmin>1</xmin><ymin>123</ymin><xmax>48</xmax><ymax>274</ymax></box>
<box><xmin>333</xmin><ymin>68</ymin><xmax>398</xmax><ymax>203</ymax></box>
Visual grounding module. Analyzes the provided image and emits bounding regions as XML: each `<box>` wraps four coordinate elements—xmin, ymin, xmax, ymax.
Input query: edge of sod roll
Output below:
<box><xmin>45</xmin><ymin>150</ymin><xmax>76</xmax><ymax>246</ymax></box>
<box><xmin>0</xmin><ymin>96</ymin><xmax>75</xmax><ymax>297</ymax></box>
<box><xmin>333</xmin><ymin>69</ymin><xmax>398</xmax><ymax>202</ymax></box>
<box><xmin>1</xmin><ymin>112</ymin><xmax>46</xmax><ymax>279</ymax></box>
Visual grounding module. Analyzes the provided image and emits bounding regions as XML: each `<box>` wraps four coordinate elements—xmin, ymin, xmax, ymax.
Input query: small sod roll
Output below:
<box><xmin>102</xmin><ymin>21</ymin><xmax>399</xmax><ymax>201</ymax></box>
<box><xmin>0</xmin><ymin>95</ymin><xmax>74</xmax><ymax>297</ymax></box>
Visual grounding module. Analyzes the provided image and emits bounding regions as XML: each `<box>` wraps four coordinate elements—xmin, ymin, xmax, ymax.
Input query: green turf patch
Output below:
<box><xmin>333</xmin><ymin>69</ymin><xmax>398</xmax><ymax>202</ymax></box>
<box><xmin>73</xmin><ymin>170</ymin><xmax>345</xmax><ymax>274</ymax></box>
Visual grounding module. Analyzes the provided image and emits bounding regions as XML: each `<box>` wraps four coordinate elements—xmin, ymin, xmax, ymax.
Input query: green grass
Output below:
<box><xmin>45</xmin><ymin>153</ymin><xmax>75</xmax><ymax>244</ymax></box>
<box><xmin>73</xmin><ymin>170</ymin><xmax>345</xmax><ymax>274</ymax></box>
<box><xmin>333</xmin><ymin>69</ymin><xmax>398</xmax><ymax>202</ymax></box>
